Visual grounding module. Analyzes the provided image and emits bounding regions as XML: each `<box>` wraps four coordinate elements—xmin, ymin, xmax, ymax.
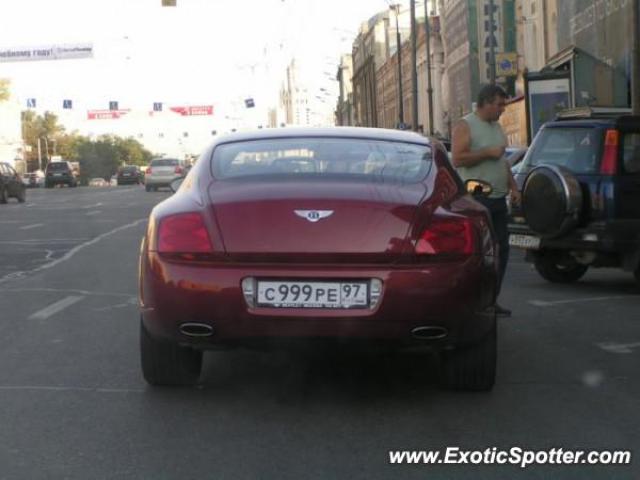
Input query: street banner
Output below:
<box><xmin>87</xmin><ymin>109</ymin><xmax>130</xmax><ymax>120</ymax></box>
<box><xmin>169</xmin><ymin>105</ymin><xmax>214</xmax><ymax>116</ymax></box>
<box><xmin>0</xmin><ymin>43</ymin><xmax>93</xmax><ymax>63</ymax></box>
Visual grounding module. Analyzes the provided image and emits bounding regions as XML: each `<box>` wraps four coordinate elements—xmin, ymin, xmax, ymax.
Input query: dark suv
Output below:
<box><xmin>508</xmin><ymin>108</ymin><xmax>640</xmax><ymax>285</ymax></box>
<box><xmin>45</xmin><ymin>161</ymin><xmax>78</xmax><ymax>188</ymax></box>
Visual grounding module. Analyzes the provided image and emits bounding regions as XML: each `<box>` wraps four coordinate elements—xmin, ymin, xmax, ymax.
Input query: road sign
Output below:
<box><xmin>63</xmin><ymin>99</ymin><xmax>72</xmax><ymax>109</ymax></box>
<box><xmin>27</xmin><ymin>98</ymin><xmax>36</xmax><ymax>108</ymax></box>
<box><xmin>153</xmin><ymin>102</ymin><xmax>162</xmax><ymax>112</ymax></box>
<box><xmin>109</xmin><ymin>101</ymin><xmax>118</xmax><ymax>111</ymax></box>
<box><xmin>87</xmin><ymin>109</ymin><xmax>130</xmax><ymax>120</ymax></box>
<box><xmin>245</xmin><ymin>98</ymin><xmax>255</xmax><ymax>108</ymax></box>
<box><xmin>496</xmin><ymin>53</ymin><xmax>518</xmax><ymax>77</ymax></box>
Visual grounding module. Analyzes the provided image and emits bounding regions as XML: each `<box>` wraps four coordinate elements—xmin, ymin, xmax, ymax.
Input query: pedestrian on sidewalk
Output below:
<box><xmin>451</xmin><ymin>84</ymin><xmax>521</xmax><ymax>317</ymax></box>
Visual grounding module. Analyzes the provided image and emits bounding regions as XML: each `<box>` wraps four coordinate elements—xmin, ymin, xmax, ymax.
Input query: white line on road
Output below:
<box><xmin>19</xmin><ymin>223</ymin><xmax>44</xmax><ymax>230</ymax></box>
<box><xmin>596</xmin><ymin>342</ymin><xmax>640</xmax><ymax>354</ymax></box>
<box><xmin>85</xmin><ymin>210</ymin><xmax>102</xmax><ymax>216</ymax></box>
<box><xmin>528</xmin><ymin>296</ymin><xmax>631</xmax><ymax>307</ymax></box>
<box><xmin>28</xmin><ymin>295</ymin><xmax>85</xmax><ymax>320</ymax></box>
<box><xmin>0</xmin><ymin>218</ymin><xmax>146</xmax><ymax>284</ymax></box>
<box><xmin>82</xmin><ymin>202</ymin><xmax>103</xmax><ymax>209</ymax></box>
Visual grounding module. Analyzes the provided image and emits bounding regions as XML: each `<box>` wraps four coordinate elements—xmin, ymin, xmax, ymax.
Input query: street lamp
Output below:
<box><xmin>390</xmin><ymin>4</ymin><xmax>404</xmax><ymax>127</ymax></box>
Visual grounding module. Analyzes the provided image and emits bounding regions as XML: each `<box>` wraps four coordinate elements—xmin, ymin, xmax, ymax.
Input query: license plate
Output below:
<box><xmin>123</xmin><ymin>173</ymin><xmax>130</xmax><ymax>176</ymax></box>
<box><xmin>257</xmin><ymin>281</ymin><xmax>369</xmax><ymax>309</ymax></box>
<box><xmin>509</xmin><ymin>234</ymin><xmax>541</xmax><ymax>249</ymax></box>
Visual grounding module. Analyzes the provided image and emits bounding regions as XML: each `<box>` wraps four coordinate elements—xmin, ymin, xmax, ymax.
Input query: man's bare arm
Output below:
<box><xmin>451</xmin><ymin>121</ymin><xmax>506</xmax><ymax>168</ymax></box>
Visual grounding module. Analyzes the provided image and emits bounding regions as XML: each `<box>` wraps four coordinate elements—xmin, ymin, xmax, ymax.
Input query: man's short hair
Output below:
<box><xmin>477</xmin><ymin>84</ymin><xmax>507</xmax><ymax>107</ymax></box>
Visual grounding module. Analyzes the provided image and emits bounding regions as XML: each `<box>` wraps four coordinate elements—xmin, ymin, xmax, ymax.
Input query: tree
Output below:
<box><xmin>21</xmin><ymin>110</ymin><xmax>66</xmax><ymax>170</ymax></box>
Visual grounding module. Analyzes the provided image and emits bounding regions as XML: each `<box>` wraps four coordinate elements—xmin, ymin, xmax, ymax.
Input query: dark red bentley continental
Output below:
<box><xmin>139</xmin><ymin>128</ymin><xmax>498</xmax><ymax>390</ymax></box>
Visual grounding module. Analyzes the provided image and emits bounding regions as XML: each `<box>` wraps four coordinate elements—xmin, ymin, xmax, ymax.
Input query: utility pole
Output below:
<box><xmin>633</xmin><ymin>0</ymin><xmax>640</xmax><ymax>115</ymax></box>
<box><xmin>391</xmin><ymin>4</ymin><xmax>405</xmax><ymax>127</ymax></box>
<box><xmin>424</xmin><ymin>0</ymin><xmax>434</xmax><ymax>135</ymax></box>
<box><xmin>410</xmin><ymin>0</ymin><xmax>418</xmax><ymax>131</ymax></box>
<box><xmin>488</xmin><ymin>0</ymin><xmax>497</xmax><ymax>84</ymax></box>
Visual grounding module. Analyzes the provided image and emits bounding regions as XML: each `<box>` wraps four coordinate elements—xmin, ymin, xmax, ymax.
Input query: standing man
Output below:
<box><xmin>451</xmin><ymin>84</ymin><xmax>520</xmax><ymax>317</ymax></box>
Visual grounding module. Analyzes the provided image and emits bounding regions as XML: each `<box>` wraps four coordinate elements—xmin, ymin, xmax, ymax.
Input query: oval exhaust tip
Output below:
<box><xmin>179</xmin><ymin>323</ymin><xmax>214</xmax><ymax>337</ymax></box>
<box><xmin>411</xmin><ymin>326</ymin><xmax>448</xmax><ymax>340</ymax></box>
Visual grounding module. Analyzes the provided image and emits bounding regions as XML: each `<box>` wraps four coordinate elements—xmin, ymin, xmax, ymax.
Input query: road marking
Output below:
<box><xmin>0</xmin><ymin>218</ymin><xmax>147</xmax><ymax>284</ymax></box>
<box><xmin>596</xmin><ymin>342</ymin><xmax>640</xmax><ymax>354</ymax></box>
<box><xmin>28</xmin><ymin>295</ymin><xmax>84</xmax><ymax>320</ymax></box>
<box><xmin>529</xmin><ymin>296</ymin><xmax>631</xmax><ymax>307</ymax></box>
<box><xmin>85</xmin><ymin>210</ymin><xmax>101</xmax><ymax>216</ymax></box>
<box><xmin>19</xmin><ymin>223</ymin><xmax>44</xmax><ymax>230</ymax></box>
<box><xmin>82</xmin><ymin>202</ymin><xmax>103</xmax><ymax>209</ymax></box>
<box><xmin>0</xmin><ymin>287</ymin><xmax>135</xmax><ymax>299</ymax></box>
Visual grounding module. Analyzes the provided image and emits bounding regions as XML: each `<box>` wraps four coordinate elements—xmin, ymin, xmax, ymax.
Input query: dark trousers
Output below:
<box><xmin>475</xmin><ymin>196</ymin><xmax>510</xmax><ymax>296</ymax></box>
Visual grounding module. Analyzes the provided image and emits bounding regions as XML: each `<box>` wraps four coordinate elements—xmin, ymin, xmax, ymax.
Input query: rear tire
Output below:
<box><xmin>441</xmin><ymin>322</ymin><xmax>496</xmax><ymax>391</ymax></box>
<box><xmin>533</xmin><ymin>251</ymin><xmax>588</xmax><ymax>283</ymax></box>
<box><xmin>17</xmin><ymin>188</ymin><xmax>26</xmax><ymax>203</ymax></box>
<box><xmin>145</xmin><ymin>185</ymin><xmax>151</xmax><ymax>192</ymax></box>
<box><xmin>0</xmin><ymin>186</ymin><xmax>7</xmax><ymax>204</ymax></box>
<box><xmin>140</xmin><ymin>319</ymin><xmax>202</xmax><ymax>386</ymax></box>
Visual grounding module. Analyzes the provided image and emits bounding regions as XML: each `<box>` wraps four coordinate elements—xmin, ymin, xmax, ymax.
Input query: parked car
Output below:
<box><xmin>22</xmin><ymin>170</ymin><xmax>45</xmax><ymax>188</ymax></box>
<box><xmin>139</xmin><ymin>127</ymin><xmax>499</xmax><ymax>390</ymax></box>
<box><xmin>144</xmin><ymin>158</ymin><xmax>187</xmax><ymax>191</ymax></box>
<box><xmin>117</xmin><ymin>165</ymin><xmax>142</xmax><ymax>185</ymax></box>
<box><xmin>0</xmin><ymin>162</ymin><xmax>26</xmax><ymax>203</ymax></box>
<box><xmin>508</xmin><ymin>107</ymin><xmax>640</xmax><ymax>285</ymax></box>
<box><xmin>45</xmin><ymin>161</ymin><xmax>78</xmax><ymax>188</ymax></box>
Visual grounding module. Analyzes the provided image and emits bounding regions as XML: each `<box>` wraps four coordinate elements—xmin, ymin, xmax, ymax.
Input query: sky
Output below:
<box><xmin>1</xmin><ymin>0</ymin><xmax>394</xmax><ymax>155</ymax></box>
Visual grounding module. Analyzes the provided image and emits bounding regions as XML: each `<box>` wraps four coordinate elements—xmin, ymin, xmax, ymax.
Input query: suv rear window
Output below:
<box><xmin>150</xmin><ymin>159</ymin><xmax>179</xmax><ymax>167</ymax></box>
<box><xmin>47</xmin><ymin>162</ymin><xmax>70</xmax><ymax>171</ymax></box>
<box><xmin>527</xmin><ymin>127</ymin><xmax>602</xmax><ymax>174</ymax></box>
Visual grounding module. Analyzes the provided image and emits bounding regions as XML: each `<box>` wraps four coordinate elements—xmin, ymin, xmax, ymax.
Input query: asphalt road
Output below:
<box><xmin>0</xmin><ymin>185</ymin><xmax>638</xmax><ymax>479</ymax></box>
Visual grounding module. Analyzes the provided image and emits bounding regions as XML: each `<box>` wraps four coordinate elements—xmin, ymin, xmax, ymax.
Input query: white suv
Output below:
<box><xmin>144</xmin><ymin>158</ymin><xmax>186</xmax><ymax>192</ymax></box>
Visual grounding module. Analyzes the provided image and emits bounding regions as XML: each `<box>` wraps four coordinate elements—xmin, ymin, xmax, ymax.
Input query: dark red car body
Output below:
<box><xmin>139</xmin><ymin>128</ymin><xmax>498</xmax><ymax>389</ymax></box>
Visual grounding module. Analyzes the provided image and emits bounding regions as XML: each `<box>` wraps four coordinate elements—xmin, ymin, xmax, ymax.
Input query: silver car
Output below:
<box><xmin>144</xmin><ymin>158</ymin><xmax>186</xmax><ymax>192</ymax></box>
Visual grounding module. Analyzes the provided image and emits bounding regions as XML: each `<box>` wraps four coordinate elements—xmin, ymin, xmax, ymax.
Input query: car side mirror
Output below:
<box><xmin>465</xmin><ymin>179</ymin><xmax>493</xmax><ymax>196</ymax></box>
<box><xmin>170</xmin><ymin>176</ymin><xmax>185</xmax><ymax>193</ymax></box>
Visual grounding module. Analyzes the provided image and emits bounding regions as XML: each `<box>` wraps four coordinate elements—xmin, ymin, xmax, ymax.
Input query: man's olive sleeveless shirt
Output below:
<box><xmin>456</xmin><ymin>112</ymin><xmax>509</xmax><ymax>198</ymax></box>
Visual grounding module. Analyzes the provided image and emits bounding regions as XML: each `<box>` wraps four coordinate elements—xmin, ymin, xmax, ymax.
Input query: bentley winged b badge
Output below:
<box><xmin>294</xmin><ymin>210</ymin><xmax>334</xmax><ymax>223</ymax></box>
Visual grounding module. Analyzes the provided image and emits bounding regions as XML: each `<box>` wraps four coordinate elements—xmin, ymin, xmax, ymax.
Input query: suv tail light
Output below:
<box><xmin>175</xmin><ymin>166</ymin><xmax>183</xmax><ymax>174</ymax></box>
<box><xmin>600</xmin><ymin>129</ymin><xmax>619</xmax><ymax>175</ymax></box>
<box><xmin>157</xmin><ymin>213</ymin><xmax>212</xmax><ymax>253</ymax></box>
<box><xmin>416</xmin><ymin>216</ymin><xmax>475</xmax><ymax>256</ymax></box>
<box><xmin>146</xmin><ymin>167</ymin><xmax>152</xmax><ymax>175</ymax></box>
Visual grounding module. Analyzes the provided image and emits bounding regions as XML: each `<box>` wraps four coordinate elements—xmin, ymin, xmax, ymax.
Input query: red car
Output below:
<box><xmin>139</xmin><ymin>128</ymin><xmax>499</xmax><ymax>390</ymax></box>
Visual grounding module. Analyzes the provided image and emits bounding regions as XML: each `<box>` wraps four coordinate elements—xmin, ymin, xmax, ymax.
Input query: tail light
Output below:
<box><xmin>157</xmin><ymin>213</ymin><xmax>212</xmax><ymax>253</ymax></box>
<box><xmin>146</xmin><ymin>167</ymin><xmax>152</xmax><ymax>175</ymax></box>
<box><xmin>600</xmin><ymin>129</ymin><xmax>619</xmax><ymax>175</ymax></box>
<box><xmin>416</xmin><ymin>216</ymin><xmax>475</xmax><ymax>256</ymax></box>
<box><xmin>175</xmin><ymin>166</ymin><xmax>183</xmax><ymax>174</ymax></box>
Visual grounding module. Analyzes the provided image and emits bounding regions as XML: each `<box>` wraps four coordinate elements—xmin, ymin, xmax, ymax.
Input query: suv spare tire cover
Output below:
<box><xmin>522</xmin><ymin>165</ymin><xmax>582</xmax><ymax>238</ymax></box>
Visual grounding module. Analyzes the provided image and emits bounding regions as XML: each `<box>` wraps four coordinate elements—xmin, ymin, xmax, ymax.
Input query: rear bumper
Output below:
<box><xmin>140</xmin><ymin>251</ymin><xmax>498</xmax><ymax>350</ymax></box>
<box><xmin>145</xmin><ymin>176</ymin><xmax>178</xmax><ymax>187</ymax></box>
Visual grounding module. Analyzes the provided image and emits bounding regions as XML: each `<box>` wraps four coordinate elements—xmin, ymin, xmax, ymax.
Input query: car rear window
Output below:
<box><xmin>211</xmin><ymin>138</ymin><xmax>432</xmax><ymax>182</ymax></box>
<box><xmin>150</xmin><ymin>159</ymin><xmax>179</xmax><ymax>167</ymax></box>
<box><xmin>526</xmin><ymin>127</ymin><xmax>602</xmax><ymax>174</ymax></box>
<box><xmin>47</xmin><ymin>162</ymin><xmax>69</xmax><ymax>171</ymax></box>
<box><xmin>122</xmin><ymin>166</ymin><xmax>138</xmax><ymax>172</ymax></box>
